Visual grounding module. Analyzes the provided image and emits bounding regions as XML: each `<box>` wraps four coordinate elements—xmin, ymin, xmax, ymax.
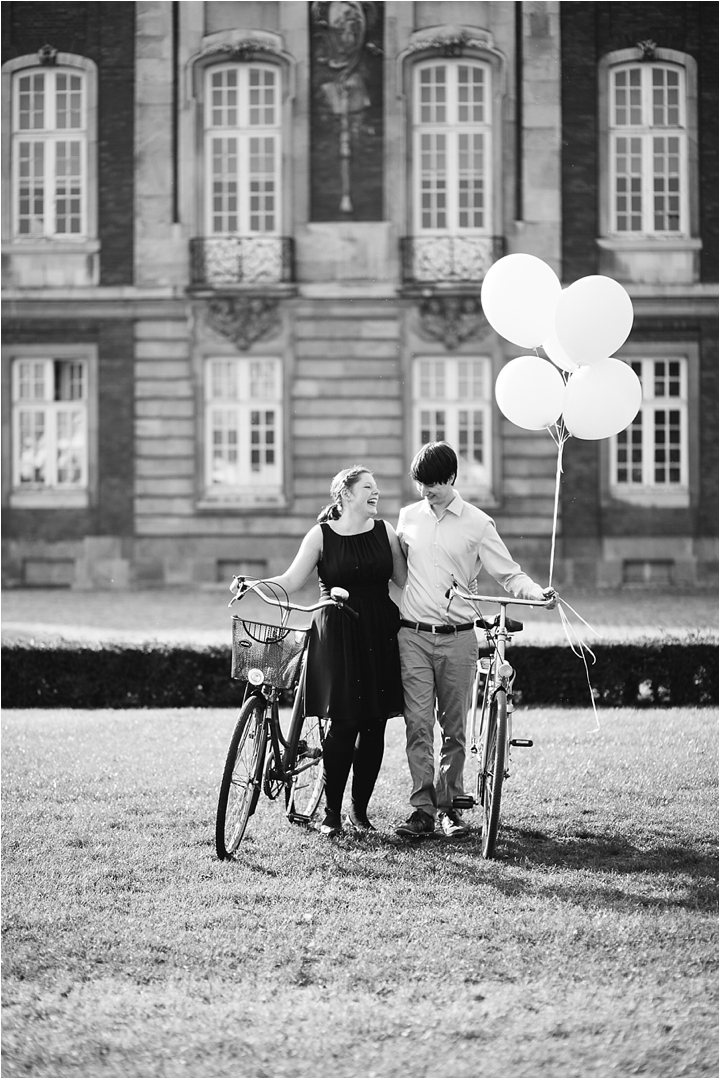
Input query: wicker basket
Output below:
<box><xmin>231</xmin><ymin>617</ymin><xmax>309</xmax><ymax>689</ymax></box>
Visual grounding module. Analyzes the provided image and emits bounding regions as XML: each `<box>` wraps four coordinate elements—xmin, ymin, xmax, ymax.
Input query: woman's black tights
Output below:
<box><xmin>322</xmin><ymin>718</ymin><xmax>387</xmax><ymax>817</ymax></box>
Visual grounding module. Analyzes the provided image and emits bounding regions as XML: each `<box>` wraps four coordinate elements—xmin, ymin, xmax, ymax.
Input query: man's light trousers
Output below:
<box><xmin>398</xmin><ymin>626</ymin><xmax>477</xmax><ymax>817</ymax></box>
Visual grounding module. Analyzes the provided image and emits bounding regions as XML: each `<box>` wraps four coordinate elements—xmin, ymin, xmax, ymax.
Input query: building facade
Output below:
<box><xmin>2</xmin><ymin>1</ymin><xmax>717</xmax><ymax>591</ymax></box>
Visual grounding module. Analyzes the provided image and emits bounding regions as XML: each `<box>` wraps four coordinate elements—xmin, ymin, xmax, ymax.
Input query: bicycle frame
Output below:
<box><xmin>445</xmin><ymin>579</ymin><xmax>553</xmax><ymax>857</ymax></box>
<box><xmin>215</xmin><ymin>576</ymin><xmax>356</xmax><ymax>857</ymax></box>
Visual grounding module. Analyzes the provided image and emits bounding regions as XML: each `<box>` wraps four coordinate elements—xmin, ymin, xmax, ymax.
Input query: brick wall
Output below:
<box><xmin>1</xmin><ymin>1</ymin><xmax>136</xmax><ymax>285</ymax></box>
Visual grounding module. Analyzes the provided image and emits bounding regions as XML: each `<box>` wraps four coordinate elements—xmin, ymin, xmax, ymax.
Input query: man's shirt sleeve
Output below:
<box><xmin>479</xmin><ymin>519</ymin><xmax>545</xmax><ymax>601</ymax></box>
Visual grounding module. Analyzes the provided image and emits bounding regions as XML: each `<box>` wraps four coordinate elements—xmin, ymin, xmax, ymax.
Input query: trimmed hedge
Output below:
<box><xmin>2</xmin><ymin>638</ymin><xmax>717</xmax><ymax>709</ymax></box>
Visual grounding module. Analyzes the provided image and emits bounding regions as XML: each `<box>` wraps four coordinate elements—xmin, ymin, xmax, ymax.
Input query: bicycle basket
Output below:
<box><xmin>231</xmin><ymin>617</ymin><xmax>309</xmax><ymax>689</ymax></box>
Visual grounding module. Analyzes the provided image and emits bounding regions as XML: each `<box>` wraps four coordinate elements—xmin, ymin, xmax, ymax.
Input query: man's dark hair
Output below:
<box><xmin>410</xmin><ymin>442</ymin><xmax>458</xmax><ymax>486</ymax></box>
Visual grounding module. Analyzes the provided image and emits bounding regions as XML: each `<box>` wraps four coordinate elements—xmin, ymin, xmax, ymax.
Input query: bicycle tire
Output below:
<box><xmin>215</xmin><ymin>695</ymin><xmax>267</xmax><ymax>859</ymax></box>
<box><xmin>284</xmin><ymin>688</ymin><xmax>326</xmax><ymax>821</ymax></box>
<box><xmin>481</xmin><ymin>688</ymin><xmax>508</xmax><ymax>859</ymax></box>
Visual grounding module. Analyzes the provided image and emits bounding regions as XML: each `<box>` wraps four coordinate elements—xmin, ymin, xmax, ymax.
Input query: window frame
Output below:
<box><xmin>607</xmin><ymin>61</ymin><xmax>688</xmax><ymax>238</ymax></box>
<box><xmin>202</xmin><ymin>61</ymin><xmax>282</xmax><ymax>238</ymax></box>
<box><xmin>3</xmin><ymin>344</ymin><xmax>98</xmax><ymax>510</ymax></box>
<box><xmin>2</xmin><ymin>54</ymin><xmax>99</xmax><ymax>249</ymax></box>
<box><xmin>598</xmin><ymin>48</ymin><xmax>699</xmax><ymax>244</ymax></box>
<box><xmin>202</xmin><ymin>354</ymin><xmax>285</xmax><ymax>505</ymax></box>
<box><xmin>605</xmin><ymin>345</ymin><xmax>699</xmax><ymax>510</ymax></box>
<box><xmin>411</xmin><ymin>58</ymin><xmax>494</xmax><ymax>237</ymax></box>
<box><xmin>412</xmin><ymin>355</ymin><xmax>493</xmax><ymax>499</ymax></box>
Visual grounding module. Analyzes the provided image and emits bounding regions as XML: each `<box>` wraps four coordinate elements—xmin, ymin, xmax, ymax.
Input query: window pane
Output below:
<box><xmin>613</xmin><ymin>67</ymin><xmax>642</xmax><ymax>126</ymax></box>
<box><xmin>419</xmin><ymin>409</ymin><xmax>446</xmax><ymax>445</ymax></box>
<box><xmin>56</xmin><ymin>409</ymin><xmax>85</xmax><ymax>484</ymax></box>
<box><xmin>210</xmin><ymin>409</ymin><xmax>240</xmax><ymax>485</ymax></box>
<box><xmin>210</xmin><ymin>137</ymin><xmax>238</xmax><ymax>233</ymax></box>
<box><xmin>419</xmin><ymin>66</ymin><xmax>446</xmax><ymax>124</ymax></box>
<box><xmin>17</xmin><ymin>141</ymin><xmax>45</xmax><ymax>236</ymax></box>
<box><xmin>419</xmin><ymin>133</ymin><xmax>447</xmax><ymax>230</ymax></box>
<box><xmin>457</xmin><ymin>65</ymin><xmax>485</xmax><ymax>124</ymax></box>
<box><xmin>613</xmin><ymin>136</ymin><xmax>643</xmax><ymax>231</ymax></box>
<box><xmin>652</xmin><ymin>136</ymin><xmax>681</xmax><ymax>231</ymax></box>
<box><xmin>56</xmin><ymin>73</ymin><xmax>83</xmax><ymax>130</ymax></box>
<box><xmin>652</xmin><ymin>67</ymin><xmax>681</xmax><ymax>127</ymax></box>
<box><xmin>418</xmin><ymin>359</ymin><xmax>446</xmax><ymax>399</ymax></box>
<box><xmin>17</xmin><ymin>360</ymin><xmax>49</xmax><ymax>400</ymax></box>
<box><xmin>248</xmin><ymin>136</ymin><xmax>276</xmax><ymax>232</ymax></box>
<box><xmin>248</xmin><ymin>67</ymin><xmax>276</xmax><ymax>126</ymax></box>
<box><xmin>17</xmin><ymin>72</ymin><xmax>45</xmax><ymax>130</ymax></box>
<box><xmin>457</xmin><ymin>359</ymin><xmax>485</xmax><ymax>399</ymax></box>
<box><xmin>210</xmin><ymin>360</ymin><xmax>238</xmax><ymax>400</ymax></box>
<box><xmin>616</xmin><ymin>414</ymin><xmax>643</xmax><ymax>484</ymax></box>
<box><xmin>55</xmin><ymin>360</ymin><xmax>85</xmax><ymax>401</ymax></box>
<box><xmin>457</xmin><ymin>132</ymin><xmax>485</xmax><ymax>229</ymax></box>
<box><xmin>210</xmin><ymin>69</ymin><xmax>238</xmax><ymax>127</ymax></box>
<box><xmin>18</xmin><ymin>411</ymin><xmax>46</xmax><ymax>484</ymax></box>
<box><xmin>458</xmin><ymin>409</ymin><xmax>484</xmax><ymax>465</ymax></box>
<box><xmin>249</xmin><ymin>409</ymin><xmax>276</xmax><ymax>471</ymax></box>
<box><xmin>249</xmin><ymin>361</ymin><xmax>277</xmax><ymax>399</ymax></box>
<box><xmin>55</xmin><ymin>141</ymin><xmax>83</xmax><ymax>234</ymax></box>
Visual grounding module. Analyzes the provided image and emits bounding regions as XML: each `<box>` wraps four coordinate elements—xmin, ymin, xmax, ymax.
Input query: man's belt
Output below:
<box><xmin>400</xmin><ymin>619</ymin><xmax>475</xmax><ymax>635</ymax></box>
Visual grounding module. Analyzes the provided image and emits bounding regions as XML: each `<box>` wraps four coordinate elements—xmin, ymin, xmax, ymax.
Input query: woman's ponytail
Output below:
<box><xmin>317</xmin><ymin>500</ymin><xmax>342</xmax><ymax>523</ymax></box>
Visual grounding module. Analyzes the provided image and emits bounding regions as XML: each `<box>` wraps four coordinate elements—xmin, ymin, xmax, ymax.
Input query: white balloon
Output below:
<box><xmin>542</xmin><ymin>330</ymin><xmax>580</xmax><ymax>372</ymax></box>
<box><xmin>555</xmin><ymin>276</ymin><xmax>634</xmax><ymax>365</ymax></box>
<box><xmin>481</xmin><ymin>254</ymin><xmax>562</xmax><ymax>348</ymax></box>
<box><xmin>563</xmin><ymin>358</ymin><xmax>643</xmax><ymax>440</ymax></box>
<box><xmin>495</xmin><ymin>355</ymin><xmax>566</xmax><ymax>431</ymax></box>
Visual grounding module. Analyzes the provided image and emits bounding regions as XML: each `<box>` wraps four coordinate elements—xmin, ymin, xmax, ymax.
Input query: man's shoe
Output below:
<box><xmin>395</xmin><ymin>810</ymin><xmax>436</xmax><ymax>837</ymax></box>
<box><xmin>438</xmin><ymin>809</ymin><xmax>470</xmax><ymax>838</ymax></box>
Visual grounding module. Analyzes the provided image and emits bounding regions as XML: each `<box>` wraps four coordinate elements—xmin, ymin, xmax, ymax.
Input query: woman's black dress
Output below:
<box><xmin>304</xmin><ymin>520</ymin><xmax>403</xmax><ymax>724</ymax></box>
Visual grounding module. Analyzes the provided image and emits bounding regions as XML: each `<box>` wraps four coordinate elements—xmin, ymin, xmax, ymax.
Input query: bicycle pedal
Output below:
<box><xmin>510</xmin><ymin>738</ymin><xmax>533</xmax><ymax>748</ymax></box>
<box><xmin>452</xmin><ymin>795</ymin><xmax>476</xmax><ymax>809</ymax></box>
<box><xmin>287</xmin><ymin>812</ymin><xmax>312</xmax><ymax>825</ymax></box>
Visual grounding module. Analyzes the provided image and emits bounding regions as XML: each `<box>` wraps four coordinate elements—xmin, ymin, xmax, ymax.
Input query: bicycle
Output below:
<box><xmin>215</xmin><ymin>576</ymin><xmax>357</xmax><ymax>860</ymax></box>
<box><xmin>445</xmin><ymin>578</ymin><xmax>556</xmax><ymax>859</ymax></box>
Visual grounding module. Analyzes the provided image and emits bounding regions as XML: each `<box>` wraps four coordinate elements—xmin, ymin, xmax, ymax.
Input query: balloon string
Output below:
<box><xmin>557</xmin><ymin>599</ymin><xmax>601</xmax><ymax>730</ymax></box>
<box><xmin>546</xmin><ymin>426</ymin><xmax>566</xmax><ymax>589</ymax></box>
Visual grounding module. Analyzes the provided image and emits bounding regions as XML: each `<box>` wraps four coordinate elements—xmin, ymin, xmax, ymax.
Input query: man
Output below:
<box><xmin>395</xmin><ymin>442</ymin><xmax>556</xmax><ymax>838</ymax></box>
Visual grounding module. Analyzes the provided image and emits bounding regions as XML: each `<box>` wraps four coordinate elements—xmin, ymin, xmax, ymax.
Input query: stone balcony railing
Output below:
<box><xmin>189</xmin><ymin>235</ymin><xmax>295</xmax><ymax>288</ymax></box>
<box><xmin>400</xmin><ymin>234</ymin><xmax>506</xmax><ymax>286</ymax></box>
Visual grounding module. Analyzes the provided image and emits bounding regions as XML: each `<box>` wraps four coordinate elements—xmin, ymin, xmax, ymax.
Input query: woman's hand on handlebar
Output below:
<box><xmin>542</xmin><ymin>588</ymin><xmax>558</xmax><ymax>610</ymax></box>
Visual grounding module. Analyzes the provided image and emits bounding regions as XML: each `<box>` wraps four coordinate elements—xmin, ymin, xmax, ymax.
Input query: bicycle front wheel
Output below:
<box><xmin>284</xmin><ymin>688</ymin><xmax>326</xmax><ymax>821</ymax></box>
<box><xmin>480</xmin><ymin>688</ymin><xmax>508</xmax><ymax>859</ymax></box>
<box><xmin>215</xmin><ymin>695</ymin><xmax>267</xmax><ymax>859</ymax></box>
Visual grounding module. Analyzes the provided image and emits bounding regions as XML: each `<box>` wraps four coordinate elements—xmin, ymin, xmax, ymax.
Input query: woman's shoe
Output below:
<box><xmin>345</xmin><ymin>808</ymin><xmax>376</xmax><ymax>832</ymax></box>
<box><xmin>319</xmin><ymin>810</ymin><xmax>343</xmax><ymax>837</ymax></box>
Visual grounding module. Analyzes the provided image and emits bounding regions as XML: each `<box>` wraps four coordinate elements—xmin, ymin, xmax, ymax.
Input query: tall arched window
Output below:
<box><xmin>2</xmin><ymin>53</ymin><xmax>98</xmax><ymax>286</ymax></box>
<box><xmin>608</xmin><ymin>61</ymin><xmax>688</xmax><ymax>237</ymax></box>
<box><xmin>11</xmin><ymin>65</ymin><xmax>89</xmax><ymax>239</ymax></box>
<box><xmin>204</xmin><ymin>62</ymin><xmax>281</xmax><ymax>237</ymax></box>
<box><xmin>413</xmin><ymin>58</ymin><xmax>492</xmax><ymax>237</ymax></box>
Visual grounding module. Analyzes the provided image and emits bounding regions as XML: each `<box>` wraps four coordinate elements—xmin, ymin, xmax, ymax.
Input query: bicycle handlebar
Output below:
<box><xmin>445</xmin><ymin>579</ymin><xmax>557</xmax><ymax>610</ymax></box>
<box><xmin>229</xmin><ymin>575</ymin><xmax>359</xmax><ymax>619</ymax></box>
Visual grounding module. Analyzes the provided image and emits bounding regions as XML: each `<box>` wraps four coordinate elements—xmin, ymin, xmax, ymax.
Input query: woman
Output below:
<box><xmin>261</xmin><ymin>466</ymin><xmax>405</xmax><ymax>836</ymax></box>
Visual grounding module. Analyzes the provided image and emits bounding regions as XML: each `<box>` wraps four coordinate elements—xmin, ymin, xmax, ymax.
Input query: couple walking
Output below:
<box><xmin>261</xmin><ymin>441</ymin><xmax>555</xmax><ymax>839</ymax></box>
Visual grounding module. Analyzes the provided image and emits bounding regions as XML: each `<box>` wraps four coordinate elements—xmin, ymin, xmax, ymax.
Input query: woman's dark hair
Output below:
<box><xmin>410</xmin><ymin>442</ymin><xmax>458</xmax><ymax>486</ymax></box>
<box><xmin>317</xmin><ymin>465</ymin><xmax>373</xmax><ymax>523</ymax></box>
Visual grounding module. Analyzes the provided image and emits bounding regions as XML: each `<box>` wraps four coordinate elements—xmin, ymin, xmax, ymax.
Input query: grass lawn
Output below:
<box><xmin>1</xmin><ymin>706</ymin><xmax>717</xmax><ymax>1079</ymax></box>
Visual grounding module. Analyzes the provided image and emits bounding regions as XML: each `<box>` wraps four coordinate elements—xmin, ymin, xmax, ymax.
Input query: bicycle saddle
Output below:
<box><xmin>475</xmin><ymin>615</ymin><xmax>524</xmax><ymax>634</ymax></box>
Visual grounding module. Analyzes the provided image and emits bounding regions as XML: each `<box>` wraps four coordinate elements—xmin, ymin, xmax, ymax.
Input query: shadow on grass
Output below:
<box><xmin>271</xmin><ymin>821</ymin><xmax>719</xmax><ymax>913</ymax></box>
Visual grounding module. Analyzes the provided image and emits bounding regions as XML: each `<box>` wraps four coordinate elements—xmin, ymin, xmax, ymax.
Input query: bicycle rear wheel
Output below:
<box><xmin>215</xmin><ymin>695</ymin><xmax>267</xmax><ymax>859</ymax></box>
<box><xmin>480</xmin><ymin>688</ymin><xmax>508</xmax><ymax>859</ymax></box>
<box><xmin>284</xmin><ymin>688</ymin><xmax>326</xmax><ymax>822</ymax></box>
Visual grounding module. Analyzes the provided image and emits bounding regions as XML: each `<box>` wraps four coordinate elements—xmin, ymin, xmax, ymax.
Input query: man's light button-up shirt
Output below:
<box><xmin>397</xmin><ymin>491</ymin><xmax>544</xmax><ymax>625</ymax></box>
